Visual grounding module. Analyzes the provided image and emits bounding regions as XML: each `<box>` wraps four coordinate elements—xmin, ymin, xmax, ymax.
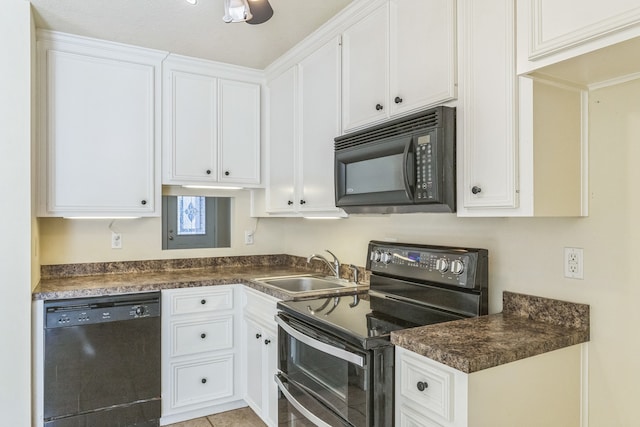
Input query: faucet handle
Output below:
<box><xmin>349</xmin><ymin>264</ymin><xmax>359</xmax><ymax>284</ymax></box>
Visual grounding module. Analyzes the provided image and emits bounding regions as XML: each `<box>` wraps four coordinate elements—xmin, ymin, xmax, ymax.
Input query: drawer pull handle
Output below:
<box><xmin>417</xmin><ymin>381</ymin><xmax>429</xmax><ymax>392</ymax></box>
<box><xmin>200</xmin><ymin>333</ymin><xmax>206</xmax><ymax>339</ymax></box>
<box><xmin>201</xmin><ymin>378</ymin><xmax>207</xmax><ymax>384</ymax></box>
<box><xmin>255</xmin><ymin>333</ymin><xmax>262</xmax><ymax>339</ymax></box>
<box><xmin>264</xmin><ymin>339</ymin><xmax>271</xmax><ymax>345</ymax></box>
<box><xmin>201</xmin><ymin>299</ymin><xmax>206</xmax><ymax>305</ymax></box>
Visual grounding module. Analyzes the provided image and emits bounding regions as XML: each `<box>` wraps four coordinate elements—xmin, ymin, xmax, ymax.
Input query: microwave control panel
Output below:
<box><xmin>414</xmin><ymin>130</ymin><xmax>439</xmax><ymax>203</ymax></box>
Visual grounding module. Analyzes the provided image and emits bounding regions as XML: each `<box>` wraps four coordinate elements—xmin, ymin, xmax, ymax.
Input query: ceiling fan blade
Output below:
<box><xmin>246</xmin><ymin>0</ymin><xmax>273</xmax><ymax>25</ymax></box>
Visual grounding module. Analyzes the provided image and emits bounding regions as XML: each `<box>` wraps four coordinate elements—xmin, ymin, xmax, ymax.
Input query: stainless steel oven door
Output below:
<box><xmin>276</xmin><ymin>313</ymin><xmax>371</xmax><ymax>427</ymax></box>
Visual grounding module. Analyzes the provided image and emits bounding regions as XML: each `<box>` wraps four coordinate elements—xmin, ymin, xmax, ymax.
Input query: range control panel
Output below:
<box><xmin>366</xmin><ymin>241</ymin><xmax>488</xmax><ymax>290</ymax></box>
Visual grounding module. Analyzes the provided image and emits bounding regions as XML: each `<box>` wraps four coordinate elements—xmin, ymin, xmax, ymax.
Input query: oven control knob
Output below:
<box><xmin>436</xmin><ymin>258</ymin><xmax>449</xmax><ymax>273</ymax></box>
<box><xmin>381</xmin><ymin>252</ymin><xmax>393</xmax><ymax>264</ymax></box>
<box><xmin>371</xmin><ymin>250</ymin><xmax>382</xmax><ymax>263</ymax></box>
<box><xmin>451</xmin><ymin>260</ymin><xmax>465</xmax><ymax>275</ymax></box>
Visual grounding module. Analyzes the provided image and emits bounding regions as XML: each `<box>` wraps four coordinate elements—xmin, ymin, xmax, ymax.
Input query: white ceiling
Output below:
<box><xmin>29</xmin><ymin>0</ymin><xmax>353</xmax><ymax>70</ymax></box>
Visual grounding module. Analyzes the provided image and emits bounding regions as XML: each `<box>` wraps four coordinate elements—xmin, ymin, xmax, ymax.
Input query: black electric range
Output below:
<box><xmin>275</xmin><ymin>241</ymin><xmax>489</xmax><ymax>427</ymax></box>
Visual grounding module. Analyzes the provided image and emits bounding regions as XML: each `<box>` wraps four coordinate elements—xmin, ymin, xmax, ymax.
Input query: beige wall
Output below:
<box><xmin>1</xmin><ymin>1</ymin><xmax>33</xmax><ymax>425</ymax></box>
<box><xmin>38</xmin><ymin>80</ymin><xmax>640</xmax><ymax>426</ymax></box>
<box><xmin>38</xmin><ymin>189</ymin><xmax>288</xmax><ymax>264</ymax></box>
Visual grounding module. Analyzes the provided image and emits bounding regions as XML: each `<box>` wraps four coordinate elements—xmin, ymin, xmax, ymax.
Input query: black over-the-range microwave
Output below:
<box><xmin>334</xmin><ymin>106</ymin><xmax>456</xmax><ymax>214</ymax></box>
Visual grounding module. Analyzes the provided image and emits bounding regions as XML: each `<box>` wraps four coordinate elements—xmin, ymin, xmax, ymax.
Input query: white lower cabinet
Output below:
<box><xmin>395</xmin><ymin>345</ymin><xmax>584</xmax><ymax>427</ymax></box>
<box><xmin>161</xmin><ymin>286</ymin><xmax>244</xmax><ymax>425</ymax></box>
<box><xmin>241</xmin><ymin>287</ymin><xmax>280</xmax><ymax>426</ymax></box>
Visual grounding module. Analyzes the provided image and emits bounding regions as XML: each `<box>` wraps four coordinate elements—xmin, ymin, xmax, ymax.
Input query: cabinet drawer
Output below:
<box><xmin>398</xmin><ymin>404</ymin><xmax>444</xmax><ymax>427</ymax></box>
<box><xmin>398</xmin><ymin>350</ymin><xmax>454</xmax><ymax>422</ymax></box>
<box><xmin>171</xmin><ymin>315</ymin><xmax>234</xmax><ymax>357</ymax></box>
<box><xmin>168</xmin><ymin>286</ymin><xmax>234</xmax><ymax>315</ymax></box>
<box><xmin>170</xmin><ymin>355</ymin><xmax>235</xmax><ymax>408</ymax></box>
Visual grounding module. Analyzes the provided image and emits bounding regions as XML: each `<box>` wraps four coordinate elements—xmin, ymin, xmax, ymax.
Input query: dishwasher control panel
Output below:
<box><xmin>44</xmin><ymin>293</ymin><xmax>160</xmax><ymax>329</ymax></box>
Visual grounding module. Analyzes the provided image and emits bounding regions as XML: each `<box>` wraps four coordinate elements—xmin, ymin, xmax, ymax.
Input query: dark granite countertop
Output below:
<box><xmin>391</xmin><ymin>291</ymin><xmax>590</xmax><ymax>373</ymax></box>
<box><xmin>33</xmin><ymin>255</ymin><xmax>369</xmax><ymax>301</ymax></box>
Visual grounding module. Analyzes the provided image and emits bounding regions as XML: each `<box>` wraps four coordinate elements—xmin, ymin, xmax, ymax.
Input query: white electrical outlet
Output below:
<box><xmin>111</xmin><ymin>232</ymin><xmax>122</xmax><ymax>249</ymax></box>
<box><xmin>244</xmin><ymin>230</ymin><xmax>254</xmax><ymax>245</ymax></box>
<box><xmin>564</xmin><ymin>247</ymin><xmax>583</xmax><ymax>279</ymax></box>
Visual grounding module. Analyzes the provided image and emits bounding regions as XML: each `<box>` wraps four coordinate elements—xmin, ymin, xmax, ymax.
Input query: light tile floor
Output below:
<box><xmin>166</xmin><ymin>407</ymin><xmax>266</xmax><ymax>427</ymax></box>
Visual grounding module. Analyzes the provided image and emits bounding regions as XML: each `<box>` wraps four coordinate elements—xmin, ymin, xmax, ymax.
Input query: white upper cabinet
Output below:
<box><xmin>265</xmin><ymin>66</ymin><xmax>297</xmax><ymax>213</ymax></box>
<box><xmin>517</xmin><ymin>0</ymin><xmax>640</xmax><ymax>78</ymax></box>
<box><xmin>163</xmin><ymin>56</ymin><xmax>261</xmax><ymax>187</ymax></box>
<box><xmin>458</xmin><ymin>0</ymin><xmax>587</xmax><ymax>217</ymax></box>
<box><xmin>297</xmin><ymin>36</ymin><xmax>343</xmax><ymax>215</ymax></box>
<box><xmin>342</xmin><ymin>0</ymin><xmax>457</xmax><ymax>132</ymax></box>
<box><xmin>36</xmin><ymin>31</ymin><xmax>165</xmax><ymax>217</ymax></box>
<box><xmin>458</xmin><ymin>0</ymin><xmax>518</xmax><ymax>210</ymax></box>
<box><xmin>218</xmin><ymin>79</ymin><xmax>261</xmax><ymax>184</ymax></box>
<box><xmin>266</xmin><ymin>37</ymin><xmax>345</xmax><ymax>217</ymax></box>
<box><xmin>342</xmin><ymin>4</ymin><xmax>389</xmax><ymax>131</ymax></box>
<box><xmin>390</xmin><ymin>0</ymin><xmax>457</xmax><ymax>117</ymax></box>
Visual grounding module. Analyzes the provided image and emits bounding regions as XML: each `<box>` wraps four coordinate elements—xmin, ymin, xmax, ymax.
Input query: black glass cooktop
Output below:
<box><xmin>277</xmin><ymin>293</ymin><xmax>463</xmax><ymax>350</ymax></box>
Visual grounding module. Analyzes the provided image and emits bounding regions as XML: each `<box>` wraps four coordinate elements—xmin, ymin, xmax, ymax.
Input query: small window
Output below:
<box><xmin>162</xmin><ymin>196</ymin><xmax>231</xmax><ymax>249</ymax></box>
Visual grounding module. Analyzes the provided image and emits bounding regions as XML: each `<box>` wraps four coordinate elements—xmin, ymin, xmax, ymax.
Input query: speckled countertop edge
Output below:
<box><xmin>391</xmin><ymin>291</ymin><xmax>590</xmax><ymax>373</ymax></box>
<box><xmin>33</xmin><ymin>255</ymin><xmax>370</xmax><ymax>301</ymax></box>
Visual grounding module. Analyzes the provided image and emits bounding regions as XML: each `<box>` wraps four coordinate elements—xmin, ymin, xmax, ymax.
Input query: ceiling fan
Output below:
<box><xmin>223</xmin><ymin>0</ymin><xmax>274</xmax><ymax>25</ymax></box>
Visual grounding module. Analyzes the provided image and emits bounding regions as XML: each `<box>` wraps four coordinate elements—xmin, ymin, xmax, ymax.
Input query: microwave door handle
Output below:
<box><xmin>275</xmin><ymin>315</ymin><xmax>365</xmax><ymax>367</ymax></box>
<box><xmin>275</xmin><ymin>374</ymin><xmax>334</xmax><ymax>427</ymax></box>
<box><xmin>402</xmin><ymin>138</ymin><xmax>415</xmax><ymax>200</ymax></box>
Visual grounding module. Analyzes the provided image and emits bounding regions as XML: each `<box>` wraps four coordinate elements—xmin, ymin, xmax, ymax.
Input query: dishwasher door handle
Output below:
<box><xmin>275</xmin><ymin>314</ymin><xmax>364</xmax><ymax>367</ymax></box>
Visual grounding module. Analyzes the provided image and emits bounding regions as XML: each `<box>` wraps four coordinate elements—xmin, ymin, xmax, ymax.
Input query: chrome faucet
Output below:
<box><xmin>307</xmin><ymin>249</ymin><xmax>341</xmax><ymax>279</ymax></box>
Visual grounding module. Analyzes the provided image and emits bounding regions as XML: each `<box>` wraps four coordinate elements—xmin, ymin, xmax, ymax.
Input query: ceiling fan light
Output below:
<box><xmin>246</xmin><ymin>0</ymin><xmax>273</xmax><ymax>25</ymax></box>
<box><xmin>223</xmin><ymin>0</ymin><xmax>253</xmax><ymax>23</ymax></box>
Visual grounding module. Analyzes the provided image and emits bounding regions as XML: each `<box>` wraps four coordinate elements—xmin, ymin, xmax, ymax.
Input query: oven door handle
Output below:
<box><xmin>275</xmin><ymin>314</ymin><xmax>365</xmax><ymax>367</ymax></box>
<box><xmin>275</xmin><ymin>374</ymin><xmax>338</xmax><ymax>427</ymax></box>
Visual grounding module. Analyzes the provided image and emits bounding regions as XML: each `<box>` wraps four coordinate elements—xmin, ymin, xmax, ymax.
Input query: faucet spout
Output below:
<box><xmin>307</xmin><ymin>250</ymin><xmax>341</xmax><ymax>279</ymax></box>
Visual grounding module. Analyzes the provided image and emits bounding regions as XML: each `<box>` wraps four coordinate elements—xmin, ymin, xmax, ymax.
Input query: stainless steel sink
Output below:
<box><xmin>255</xmin><ymin>275</ymin><xmax>353</xmax><ymax>294</ymax></box>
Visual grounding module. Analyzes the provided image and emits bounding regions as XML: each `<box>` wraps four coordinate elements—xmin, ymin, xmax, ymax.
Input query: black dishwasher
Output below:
<box><xmin>43</xmin><ymin>292</ymin><xmax>161</xmax><ymax>427</ymax></box>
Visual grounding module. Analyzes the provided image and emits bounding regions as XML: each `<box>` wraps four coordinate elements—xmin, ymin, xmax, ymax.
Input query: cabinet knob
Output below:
<box><xmin>255</xmin><ymin>333</ymin><xmax>262</xmax><ymax>339</ymax></box>
<box><xmin>375</xmin><ymin>103</ymin><xmax>384</xmax><ymax>111</ymax></box>
<box><xmin>200</xmin><ymin>333</ymin><xmax>206</xmax><ymax>339</ymax></box>
<box><xmin>224</xmin><ymin>170</ymin><xmax>230</xmax><ymax>176</ymax></box>
<box><xmin>300</xmin><ymin>199</ymin><xmax>306</xmax><ymax>205</ymax></box>
<box><xmin>201</xmin><ymin>299</ymin><xmax>207</xmax><ymax>305</ymax></box>
<box><xmin>471</xmin><ymin>186</ymin><xmax>482</xmax><ymax>195</ymax></box>
<box><xmin>287</xmin><ymin>200</ymin><xmax>293</xmax><ymax>206</ymax></box>
<box><xmin>264</xmin><ymin>339</ymin><xmax>271</xmax><ymax>345</ymax></box>
<box><xmin>201</xmin><ymin>378</ymin><xmax>207</xmax><ymax>384</ymax></box>
<box><xmin>394</xmin><ymin>96</ymin><xmax>403</xmax><ymax>104</ymax></box>
<box><xmin>206</xmin><ymin>169</ymin><xmax>211</xmax><ymax>175</ymax></box>
<box><xmin>416</xmin><ymin>381</ymin><xmax>429</xmax><ymax>392</ymax></box>
<box><xmin>141</xmin><ymin>200</ymin><xmax>147</xmax><ymax>205</ymax></box>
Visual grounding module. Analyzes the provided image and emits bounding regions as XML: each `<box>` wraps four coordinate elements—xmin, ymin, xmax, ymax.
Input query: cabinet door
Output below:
<box><xmin>263</xmin><ymin>327</ymin><xmax>279</xmax><ymax>427</ymax></box>
<box><xmin>298</xmin><ymin>36</ymin><xmax>343</xmax><ymax>214</ymax></box>
<box><xmin>266</xmin><ymin>67</ymin><xmax>297</xmax><ymax>212</ymax></box>
<box><xmin>40</xmin><ymin>44</ymin><xmax>160</xmax><ymax>216</ymax></box>
<box><xmin>342</xmin><ymin>3</ymin><xmax>389</xmax><ymax>132</ymax></box>
<box><xmin>458</xmin><ymin>0</ymin><xmax>518</xmax><ymax>209</ymax></box>
<box><xmin>522</xmin><ymin>0</ymin><xmax>640</xmax><ymax>62</ymax></box>
<box><xmin>219</xmin><ymin>79</ymin><xmax>260</xmax><ymax>184</ymax></box>
<box><xmin>167</xmin><ymin>71</ymin><xmax>218</xmax><ymax>183</ymax></box>
<box><xmin>243</xmin><ymin>317</ymin><xmax>264</xmax><ymax>414</ymax></box>
<box><xmin>390</xmin><ymin>0</ymin><xmax>457</xmax><ymax>117</ymax></box>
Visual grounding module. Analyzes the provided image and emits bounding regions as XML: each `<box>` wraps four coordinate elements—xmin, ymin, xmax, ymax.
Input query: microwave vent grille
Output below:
<box><xmin>335</xmin><ymin>107</ymin><xmax>442</xmax><ymax>151</ymax></box>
